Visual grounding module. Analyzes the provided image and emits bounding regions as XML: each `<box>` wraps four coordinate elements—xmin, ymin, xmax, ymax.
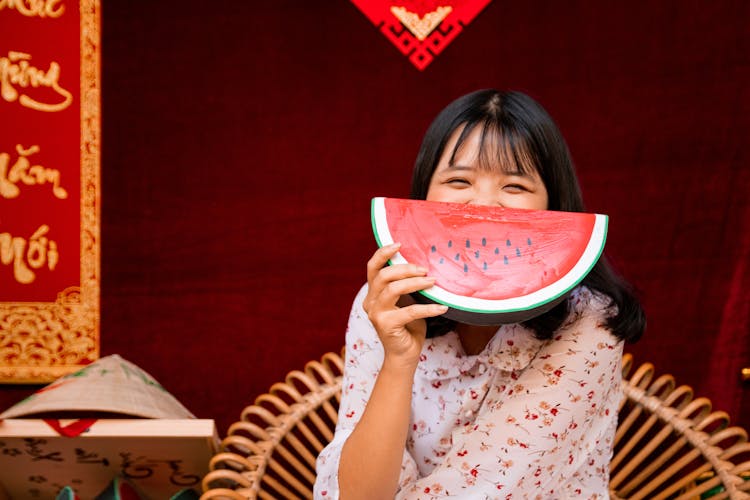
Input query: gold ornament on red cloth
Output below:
<box><xmin>351</xmin><ymin>0</ymin><xmax>493</xmax><ymax>70</ymax></box>
<box><xmin>0</xmin><ymin>0</ymin><xmax>101</xmax><ymax>383</ymax></box>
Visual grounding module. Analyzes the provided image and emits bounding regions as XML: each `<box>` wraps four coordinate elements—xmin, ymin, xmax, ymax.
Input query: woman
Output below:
<box><xmin>315</xmin><ymin>90</ymin><xmax>645</xmax><ymax>499</ymax></box>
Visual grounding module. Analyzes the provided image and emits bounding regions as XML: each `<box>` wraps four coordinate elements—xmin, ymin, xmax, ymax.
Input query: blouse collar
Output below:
<box><xmin>416</xmin><ymin>323</ymin><xmax>547</xmax><ymax>381</ymax></box>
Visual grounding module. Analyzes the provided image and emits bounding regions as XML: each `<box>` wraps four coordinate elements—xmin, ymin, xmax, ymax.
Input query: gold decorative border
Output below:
<box><xmin>0</xmin><ymin>0</ymin><xmax>101</xmax><ymax>383</ymax></box>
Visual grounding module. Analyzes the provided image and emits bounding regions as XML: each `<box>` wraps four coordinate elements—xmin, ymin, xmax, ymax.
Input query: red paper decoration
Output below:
<box><xmin>351</xmin><ymin>0</ymin><xmax>493</xmax><ymax>70</ymax></box>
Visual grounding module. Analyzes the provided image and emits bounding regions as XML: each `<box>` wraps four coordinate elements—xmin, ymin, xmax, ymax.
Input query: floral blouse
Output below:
<box><xmin>314</xmin><ymin>285</ymin><xmax>623</xmax><ymax>499</ymax></box>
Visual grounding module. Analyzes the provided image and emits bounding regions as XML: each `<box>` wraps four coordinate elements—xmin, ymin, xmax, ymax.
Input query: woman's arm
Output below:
<box><xmin>338</xmin><ymin>354</ymin><xmax>420</xmax><ymax>499</ymax></box>
<box><xmin>314</xmin><ymin>244</ymin><xmax>447</xmax><ymax>499</ymax></box>
<box><xmin>315</xmin><ymin>285</ymin><xmax>417</xmax><ymax>499</ymax></box>
<box><xmin>339</xmin><ymin>244</ymin><xmax>447</xmax><ymax>499</ymax></box>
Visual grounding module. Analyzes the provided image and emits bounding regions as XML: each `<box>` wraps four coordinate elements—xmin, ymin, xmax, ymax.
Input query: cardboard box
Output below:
<box><xmin>0</xmin><ymin>355</ymin><xmax>219</xmax><ymax>499</ymax></box>
<box><xmin>0</xmin><ymin>418</ymin><xmax>217</xmax><ymax>499</ymax></box>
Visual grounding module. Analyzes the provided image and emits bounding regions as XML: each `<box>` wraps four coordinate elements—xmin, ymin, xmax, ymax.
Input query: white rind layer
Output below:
<box><xmin>371</xmin><ymin>197</ymin><xmax>608</xmax><ymax>314</ymax></box>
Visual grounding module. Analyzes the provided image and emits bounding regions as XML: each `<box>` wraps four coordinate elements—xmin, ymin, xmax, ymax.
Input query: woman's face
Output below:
<box><xmin>426</xmin><ymin>125</ymin><xmax>549</xmax><ymax>210</ymax></box>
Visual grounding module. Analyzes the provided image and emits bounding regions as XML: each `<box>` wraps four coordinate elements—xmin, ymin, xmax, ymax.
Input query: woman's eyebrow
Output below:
<box><xmin>445</xmin><ymin>164</ymin><xmax>475</xmax><ymax>171</ymax></box>
<box><xmin>504</xmin><ymin>168</ymin><xmax>532</xmax><ymax>177</ymax></box>
<box><xmin>449</xmin><ymin>163</ymin><xmax>533</xmax><ymax>177</ymax></box>
<box><xmin>444</xmin><ymin>161</ymin><xmax>537</xmax><ymax>179</ymax></box>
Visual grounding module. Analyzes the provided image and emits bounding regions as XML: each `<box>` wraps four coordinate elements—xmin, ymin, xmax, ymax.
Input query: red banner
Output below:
<box><xmin>351</xmin><ymin>0</ymin><xmax>492</xmax><ymax>70</ymax></box>
<box><xmin>0</xmin><ymin>0</ymin><xmax>100</xmax><ymax>382</ymax></box>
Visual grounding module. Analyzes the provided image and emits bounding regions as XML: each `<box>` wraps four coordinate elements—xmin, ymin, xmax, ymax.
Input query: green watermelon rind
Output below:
<box><xmin>370</xmin><ymin>197</ymin><xmax>608</xmax><ymax>316</ymax></box>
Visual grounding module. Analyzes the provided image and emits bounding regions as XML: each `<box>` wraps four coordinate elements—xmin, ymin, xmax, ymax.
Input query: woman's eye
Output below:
<box><xmin>504</xmin><ymin>184</ymin><xmax>528</xmax><ymax>192</ymax></box>
<box><xmin>447</xmin><ymin>178</ymin><xmax>470</xmax><ymax>186</ymax></box>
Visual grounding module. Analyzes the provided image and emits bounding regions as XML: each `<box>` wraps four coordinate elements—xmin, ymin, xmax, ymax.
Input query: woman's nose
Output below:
<box><xmin>468</xmin><ymin>193</ymin><xmax>503</xmax><ymax>207</ymax></box>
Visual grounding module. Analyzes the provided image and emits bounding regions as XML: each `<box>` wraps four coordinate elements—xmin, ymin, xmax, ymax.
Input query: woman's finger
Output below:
<box><xmin>379</xmin><ymin>303</ymin><xmax>449</xmax><ymax>332</ymax></box>
<box><xmin>366</xmin><ymin>243</ymin><xmax>402</xmax><ymax>283</ymax></box>
<box><xmin>366</xmin><ymin>274</ymin><xmax>435</xmax><ymax>316</ymax></box>
<box><xmin>370</xmin><ymin>263</ymin><xmax>428</xmax><ymax>294</ymax></box>
<box><xmin>377</xmin><ymin>276</ymin><xmax>436</xmax><ymax>305</ymax></box>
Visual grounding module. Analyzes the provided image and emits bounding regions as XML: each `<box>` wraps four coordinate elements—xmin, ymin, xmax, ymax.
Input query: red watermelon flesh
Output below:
<box><xmin>371</xmin><ymin>197</ymin><xmax>608</xmax><ymax>324</ymax></box>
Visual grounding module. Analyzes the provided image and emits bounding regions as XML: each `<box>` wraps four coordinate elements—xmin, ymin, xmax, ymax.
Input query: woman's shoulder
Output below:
<box><xmin>554</xmin><ymin>286</ymin><xmax>621</xmax><ymax>345</ymax></box>
<box><xmin>568</xmin><ymin>286</ymin><xmax>617</xmax><ymax>318</ymax></box>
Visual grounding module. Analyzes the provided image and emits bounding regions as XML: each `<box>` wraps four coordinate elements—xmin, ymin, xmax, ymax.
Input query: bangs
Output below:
<box><xmin>448</xmin><ymin>119</ymin><xmax>541</xmax><ymax>177</ymax></box>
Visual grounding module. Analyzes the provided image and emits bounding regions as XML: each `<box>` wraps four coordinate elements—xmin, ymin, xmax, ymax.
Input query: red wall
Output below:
<box><xmin>2</xmin><ymin>1</ymin><xmax>749</xmax><ymax>434</ymax></box>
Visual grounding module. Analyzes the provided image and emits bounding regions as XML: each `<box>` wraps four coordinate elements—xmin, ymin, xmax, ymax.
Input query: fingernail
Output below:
<box><xmin>417</xmin><ymin>267</ymin><xmax>428</xmax><ymax>274</ymax></box>
<box><xmin>389</xmin><ymin>242</ymin><xmax>401</xmax><ymax>249</ymax></box>
<box><xmin>436</xmin><ymin>305</ymin><xmax>449</xmax><ymax>312</ymax></box>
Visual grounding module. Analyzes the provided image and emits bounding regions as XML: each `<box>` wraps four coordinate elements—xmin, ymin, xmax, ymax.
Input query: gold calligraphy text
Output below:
<box><xmin>0</xmin><ymin>0</ymin><xmax>64</xmax><ymax>18</ymax></box>
<box><xmin>0</xmin><ymin>225</ymin><xmax>59</xmax><ymax>284</ymax></box>
<box><xmin>0</xmin><ymin>144</ymin><xmax>68</xmax><ymax>199</ymax></box>
<box><xmin>0</xmin><ymin>51</ymin><xmax>72</xmax><ymax>112</ymax></box>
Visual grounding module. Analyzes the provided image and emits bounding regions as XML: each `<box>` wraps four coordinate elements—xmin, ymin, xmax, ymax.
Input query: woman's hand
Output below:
<box><xmin>363</xmin><ymin>243</ymin><xmax>448</xmax><ymax>366</ymax></box>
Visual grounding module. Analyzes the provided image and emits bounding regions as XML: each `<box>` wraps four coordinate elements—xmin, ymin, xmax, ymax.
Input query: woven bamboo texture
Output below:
<box><xmin>611</xmin><ymin>354</ymin><xmax>750</xmax><ymax>499</ymax></box>
<box><xmin>202</xmin><ymin>352</ymin><xmax>750</xmax><ymax>499</ymax></box>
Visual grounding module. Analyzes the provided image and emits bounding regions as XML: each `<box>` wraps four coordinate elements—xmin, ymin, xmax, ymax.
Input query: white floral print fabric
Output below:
<box><xmin>314</xmin><ymin>285</ymin><xmax>623</xmax><ymax>499</ymax></box>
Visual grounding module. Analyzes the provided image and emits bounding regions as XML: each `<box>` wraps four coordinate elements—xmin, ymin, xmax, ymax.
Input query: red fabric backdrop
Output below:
<box><xmin>1</xmin><ymin>1</ymin><xmax>748</xmax><ymax>434</ymax></box>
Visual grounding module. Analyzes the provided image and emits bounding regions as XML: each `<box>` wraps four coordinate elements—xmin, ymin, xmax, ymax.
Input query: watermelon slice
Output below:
<box><xmin>371</xmin><ymin>197</ymin><xmax>608</xmax><ymax>325</ymax></box>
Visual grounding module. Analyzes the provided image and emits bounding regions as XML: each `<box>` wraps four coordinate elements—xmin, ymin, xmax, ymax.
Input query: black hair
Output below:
<box><xmin>411</xmin><ymin>89</ymin><xmax>645</xmax><ymax>343</ymax></box>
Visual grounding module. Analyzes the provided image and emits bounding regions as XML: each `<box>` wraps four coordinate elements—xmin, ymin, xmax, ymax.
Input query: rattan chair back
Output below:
<box><xmin>202</xmin><ymin>352</ymin><xmax>750</xmax><ymax>499</ymax></box>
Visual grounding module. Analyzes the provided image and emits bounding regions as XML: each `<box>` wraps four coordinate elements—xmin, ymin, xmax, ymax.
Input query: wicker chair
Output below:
<box><xmin>201</xmin><ymin>352</ymin><xmax>750</xmax><ymax>499</ymax></box>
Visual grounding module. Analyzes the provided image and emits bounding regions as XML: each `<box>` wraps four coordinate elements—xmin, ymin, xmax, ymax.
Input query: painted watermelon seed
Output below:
<box><xmin>465</xmin><ymin>239</ymin><xmax>470</xmax><ymax>248</ymax></box>
<box><xmin>481</xmin><ymin>237</ymin><xmax>487</xmax><ymax>246</ymax></box>
<box><xmin>483</xmin><ymin>262</ymin><xmax>487</xmax><ymax>271</ymax></box>
<box><xmin>506</xmin><ymin>239</ymin><xmax>511</xmax><ymax>247</ymax></box>
<box><xmin>448</xmin><ymin>240</ymin><xmax>452</xmax><ymax>248</ymax></box>
<box><xmin>463</xmin><ymin>263</ymin><xmax>468</xmax><ymax>273</ymax></box>
<box><xmin>431</xmin><ymin>245</ymin><xmax>436</xmax><ymax>253</ymax></box>
<box><xmin>494</xmin><ymin>247</ymin><xmax>499</xmax><ymax>255</ymax></box>
<box><xmin>516</xmin><ymin>247</ymin><xmax>521</xmax><ymax>257</ymax></box>
<box><xmin>504</xmin><ymin>256</ymin><xmax>509</xmax><ymax>265</ymax></box>
<box><xmin>454</xmin><ymin>253</ymin><xmax>460</xmax><ymax>261</ymax></box>
<box><xmin>474</xmin><ymin>250</ymin><xmax>480</xmax><ymax>259</ymax></box>
<box><xmin>527</xmin><ymin>237</ymin><xmax>532</xmax><ymax>246</ymax></box>
<box><xmin>439</xmin><ymin>257</ymin><xmax>444</xmax><ymax>264</ymax></box>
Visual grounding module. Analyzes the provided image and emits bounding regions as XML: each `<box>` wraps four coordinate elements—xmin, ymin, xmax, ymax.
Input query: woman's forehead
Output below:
<box><xmin>444</xmin><ymin>122</ymin><xmax>538</xmax><ymax>175</ymax></box>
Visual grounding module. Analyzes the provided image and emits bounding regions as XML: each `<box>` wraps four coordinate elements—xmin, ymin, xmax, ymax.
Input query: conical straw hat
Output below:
<box><xmin>0</xmin><ymin>354</ymin><xmax>195</xmax><ymax>419</ymax></box>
